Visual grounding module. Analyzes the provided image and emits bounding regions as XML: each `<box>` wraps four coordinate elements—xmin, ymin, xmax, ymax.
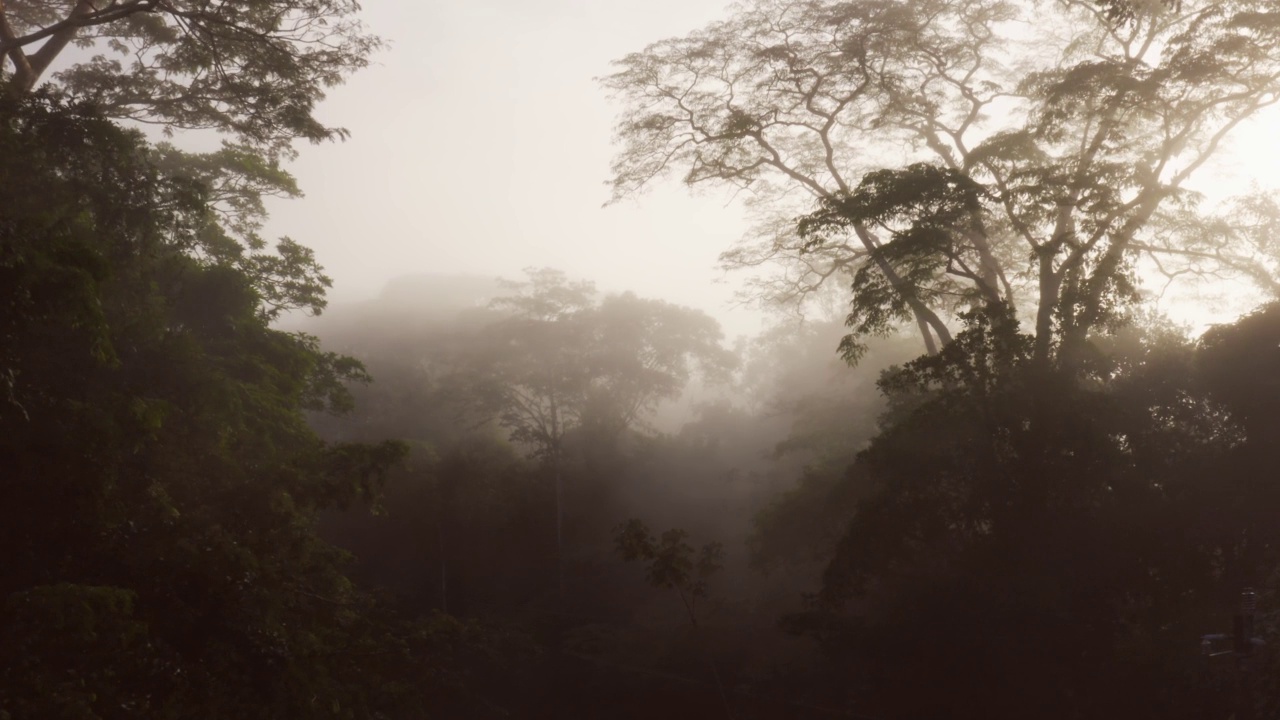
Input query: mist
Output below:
<box><xmin>293</xmin><ymin>269</ymin><xmax>919</xmax><ymax>716</ymax></box>
<box><xmin>6</xmin><ymin>0</ymin><xmax>1280</xmax><ymax>719</ymax></box>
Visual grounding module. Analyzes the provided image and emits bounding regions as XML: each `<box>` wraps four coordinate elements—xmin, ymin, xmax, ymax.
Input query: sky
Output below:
<box><xmin>263</xmin><ymin>0</ymin><xmax>765</xmax><ymax>338</ymax></box>
<box><xmin>264</xmin><ymin>0</ymin><xmax>1280</xmax><ymax>339</ymax></box>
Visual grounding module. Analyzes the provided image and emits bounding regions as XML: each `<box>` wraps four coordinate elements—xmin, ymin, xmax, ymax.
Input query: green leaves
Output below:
<box><xmin>241</xmin><ymin>238</ymin><xmax>332</xmax><ymax>320</ymax></box>
<box><xmin>151</xmin><ymin>142</ymin><xmax>302</xmax><ymax>250</ymax></box>
<box><xmin>2</xmin><ymin>0</ymin><xmax>381</xmax><ymax>157</ymax></box>
<box><xmin>0</xmin><ymin>95</ymin><xmax>413</xmax><ymax>720</ymax></box>
<box><xmin>0</xmin><ymin>2</ymin><xmax>376</xmax><ymax>318</ymax></box>
<box><xmin>0</xmin><ymin>585</ymin><xmax>153</xmax><ymax>719</ymax></box>
<box><xmin>608</xmin><ymin>0</ymin><xmax>1280</xmax><ymax>364</ymax></box>
<box><xmin>615</xmin><ymin>519</ymin><xmax>724</xmax><ymax>625</ymax></box>
<box><xmin>797</xmin><ymin>163</ymin><xmax>1000</xmax><ymax>360</ymax></box>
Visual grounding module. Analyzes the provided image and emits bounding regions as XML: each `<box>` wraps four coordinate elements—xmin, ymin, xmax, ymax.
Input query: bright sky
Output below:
<box><xmin>1171</xmin><ymin>110</ymin><xmax>1280</xmax><ymax>332</ymax></box>
<box><xmin>264</xmin><ymin>0</ymin><xmax>1280</xmax><ymax>339</ymax></box>
<box><xmin>263</xmin><ymin>0</ymin><xmax>765</xmax><ymax>337</ymax></box>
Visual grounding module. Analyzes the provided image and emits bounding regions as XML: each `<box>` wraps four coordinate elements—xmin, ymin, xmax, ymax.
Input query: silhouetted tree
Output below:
<box><xmin>0</xmin><ymin>0</ymin><xmax>380</xmax><ymax>317</ymax></box>
<box><xmin>616</xmin><ymin>519</ymin><xmax>732</xmax><ymax>718</ymax></box>
<box><xmin>469</xmin><ymin>268</ymin><xmax>735</xmax><ymax>599</ymax></box>
<box><xmin>0</xmin><ymin>0</ymin><xmax>378</xmax><ymax>153</ymax></box>
<box><xmin>764</xmin><ymin>303</ymin><xmax>1280</xmax><ymax>718</ymax></box>
<box><xmin>0</xmin><ymin>94</ymin><xmax>460</xmax><ymax>720</ymax></box>
<box><xmin>605</xmin><ymin>0</ymin><xmax>1280</xmax><ymax>360</ymax></box>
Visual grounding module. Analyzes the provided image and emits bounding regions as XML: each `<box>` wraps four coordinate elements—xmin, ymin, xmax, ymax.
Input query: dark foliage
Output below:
<box><xmin>0</xmin><ymin>94</ymin><xmax>497</xmax><ymax>720</ymax></box>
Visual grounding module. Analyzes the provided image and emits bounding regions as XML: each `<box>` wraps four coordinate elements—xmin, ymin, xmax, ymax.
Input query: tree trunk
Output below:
<box><xmin>1034</xmin><ymin>250</ymin><xmax>1062</xmax><ymax>369</ymax></box>
<box><xmin>438</xmin><ymin>519</ymin><xmax>448</xmax><ymax>614</ymax></box>
<box><xmin>853</xmin><ymin>222</ymin><xmax>952</xmax><ymax>353</ymax></box>
<box><xmin>3</xmin><ymin>0</ymin><xmax>96</xmax><ymax>95</ymax></box>
<box><xmin>678</xmin><ymin>587</ymin><xmax>734</xmax><ymax>720</ymax></box>
<box><xmin>914</xmin><ymin>312</ymin><xmax>939</xmax><ymax>356</ymax></box>
<box><xmin>555</xmin><ymin>450</ymin><xmax>564</xmax><ymax>602</ymax></box>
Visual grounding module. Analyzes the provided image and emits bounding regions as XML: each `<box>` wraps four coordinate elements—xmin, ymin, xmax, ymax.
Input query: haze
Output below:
<box><xmin>8</xmin><ymin>1</ymin><xmax>1280</xmax><ymax>718</ymax></box>
<box><xmin>270</xmin><ymin>0</ymin><xmax>1280</xmax><ymax>334</ymax></box>
<box><xmin>264</xmin><ymin>0</ymin><xmax>765</xmax><ymax>336</ymax></box>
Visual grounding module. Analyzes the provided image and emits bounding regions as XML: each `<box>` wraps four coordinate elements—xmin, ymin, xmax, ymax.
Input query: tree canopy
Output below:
<box><xmin>473</xmin><ymin>268</ymin><xmax>737</xmax><ymax>456</ymax></box>
<box><xmin>0</xmin><ymin>91</ymin><xmax>441</xmax><ymax>720</ymax></box>
<box><xmin>605</xmin><ymin>0</ymin><xmax>1280</xmax><ymax>362</ymax></box>
<box><xmin>0</xmin><ymin>0</ymin><xmax>379</xmax><ymax>154</ymax></box>
<box><xmin>606</xmin><ymin>3</ymin><xmax>1280</xmax><ymax>715</ymax></box>
<box><xmin>11</xmin><ymin>0</ymin><xmax>1280</xmax><ymax>716</ymax></box>
<box><xmin>0</xmin><ymin>0</ymin><xmax>380</xmax><ymax>305</ymax></box>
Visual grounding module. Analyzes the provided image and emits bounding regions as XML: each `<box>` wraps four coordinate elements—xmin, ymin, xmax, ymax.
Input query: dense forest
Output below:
<box><xmin>4</xmin><ymin>0</ymin><xmax>1280</xmax><ymax>719</ymax></box>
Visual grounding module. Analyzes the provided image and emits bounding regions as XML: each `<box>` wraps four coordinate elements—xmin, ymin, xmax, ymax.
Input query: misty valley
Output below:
<box><xmin>4</xmin><ymin>0</ymin><xmax>1280</xmax><ymax>719</ymax></box>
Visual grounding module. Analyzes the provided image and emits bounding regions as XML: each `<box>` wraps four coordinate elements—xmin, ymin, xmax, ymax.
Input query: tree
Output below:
<box><xmin>606</xmin><ymin>6</ymin><xmax>1280</xmax><ymax>715</ymax></box>
<box><xmin>581</xmin><ymin>290</ymin><xmax>737</xmax><ymax>438</ymax></box>
<box><xmin>1199</xmin><ymin>301</ymin><xmax>1280</xmax><ymax>440</ymax></box>
<box><xmin>469</xmin><ymin>269</ymin><xmax>735</xmax><ymax>599</ymax></box>
<box><xmin>768</xmin><ymin>307</ymin><xmax>1259</xmax><ymax>718</ymax></box>
<box><xmin>0</xmin><ymin>0</ymin><xmax>380</xmax><ymax>312</ymax></box>
<box><xmin>0</xmin><ymin>93</ymin><xmax>435</xmax><ymax>720</ymax></box>
<box><xmin>615</xmin><ymin>519</ymin><xmax>731</xmax><ymax>718</ymax></box>
<box><xmin>736</xmin><ymin>318</ymin><xmax>918</xmax><ymax>578</ymax></box>
<box><xmin>480</xmin><ymin>269</ymin><xmax>735</xmax><ymax>450</ymax></box>
<box><xmin>319</xmin><ymin>434</ymin><xmax>540</xmax><ymax>619</ymax></box>
<box><xmin>616</xmin><ymin>520</ymin><xmax>725</xmax><ymax>628</ymax></box>
<box><xmin>1095</xmin><ymin>0</ymin><xmax>1183</xmax><ymax>24</ymax></box>
<box><xmin>0</xmin><ymin>0</ymin><xmax>378</xmax><ymax>154</ymax></box>
<box><xmin>604</xmin><ymin>0</ymin><xmax>1280</xmax><ymax>363</ymax></box>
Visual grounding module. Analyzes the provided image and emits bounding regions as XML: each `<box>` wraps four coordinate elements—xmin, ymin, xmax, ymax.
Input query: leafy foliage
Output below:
<box><xmin>0</xmin><ymin>0</ymin><xmax>376</xmax><ymax>309</ymax></box>
<box><xmin>616</xmin><ymin>519</ymin><xmax>724</xmax><ymax>627</ymax></box>
<box><xmin>0</xmin><ymin>0</ymin><xmax>380</xmax><ymax>155</ymax></box>
<box><xmin>606</xmin><ymin>0</ymin><xmax>1280</xmax><ymax>360</ymax></box>
<box><xmin>471</xmin><ymin>268</ymin><xmax>737</xmax><ymax>459</ymax></box>
<box><xmin>767</xmin><ymin>304</ymin><xmax>1280</xmax><ymax>717</ymax></box>
<box><xmin>0</xmin><ymin>93</ymin><xmax>438</xmax><ymax>719</ymax></box>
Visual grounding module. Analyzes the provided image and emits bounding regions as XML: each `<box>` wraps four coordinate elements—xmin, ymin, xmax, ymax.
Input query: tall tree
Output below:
<box><xmin>605</xmin><ymin>0</ymin><xmax>1280</xmax><ymax>363</ymax></box>
<box><xmin>0</xmin><ymin>0</ymin><xmax>378</xmax><ymax>154</ymax></box>
<box><xmin>0</xmin><ymin>0</ymin><xmax>380</xmax><ymax>307</ymax></box>
<box><xmin>470</xmin><ymin>269</ymin><xmax>735</xmax><ymax>599</ymax></box>
<box><xmin>771</xmin><ymin>307</ymin><xmax>1258</xmax><ymax>718</ymax></box>
<box><xmin>606</xmin><ymin>3</ymin><xmax>1280</xmax><ymax>714</ymax></box>
<box><xmin>581</xmin><ymin>291</ymin><xmax>736</xmax><ymax>438</ymax></box>
<box><xmin>0</xmin><ymin>92</ymin><xmax>430</xmax><ymax>720</ymax></box>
